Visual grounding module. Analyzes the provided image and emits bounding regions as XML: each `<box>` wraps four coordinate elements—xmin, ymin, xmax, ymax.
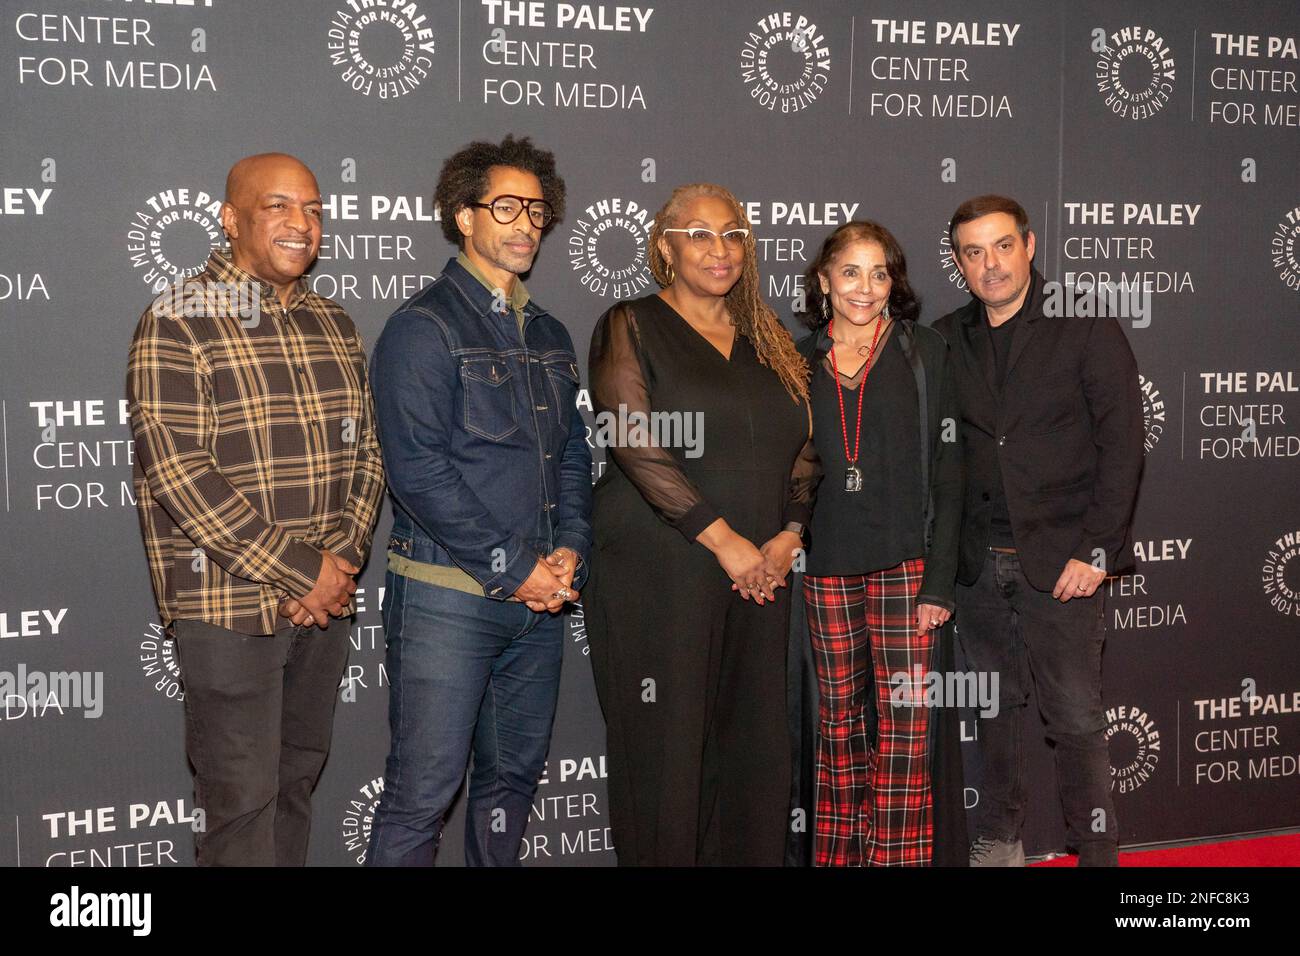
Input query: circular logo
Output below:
<box><xmin>940</xmin><ymin>225</ymin><xmax>968</xmax><ymax>292</ymax></box>
<box><xmin>569</xmin><ymin>601</ymin><xmax>589</xmax><ymax>656</ymax></box>
<box><xmin>1270</xmin><ymin>207</ymin><xmax>1300</xmax><ymax>293</ymax></box>
<box><xmin>568</xmin><ymin>197</ymin><xmax>655</xmax><ymax>299</ymax></box>
<box><xmin>341</xmin><ymin>776</ymin><xmax>385</xmax><ymax>865</ymax></box>
<box><xmin>1139</xmin><ymin>373</ymin><xmax>1165</xmax><ymax>454</ymax></box>
<box><xmin>127</xmin><ymin>188</ymin><xmax>223</xmax><ymax>293</ymax></box>
<box><xmin>1094</xmin><ymin>27</ymin><xmax>1176</xmax><ymax>120</ymax></box>
<box><xmin>1106</xmin><ymin>704</ymin><xmax>1160</xmax><ymax>793</ymax></box>
<box><xmin>1262</xmin><ymin>531</ymin><xmax>1300</xmax><ymax>618</ymax></box>
<box><xmin>740</xmin><ymin>11</ymin><xmax>831</xmax><ymax>113</ymax></box>
<box><xmin>138</xmin><ymin>621</ymin><xmax>184</xmax><ymax>701</ymax></box>
<box><xmin>327</xmin><ymin>3</ymin><xmax>436</xmax><ymax>98</ymax></box>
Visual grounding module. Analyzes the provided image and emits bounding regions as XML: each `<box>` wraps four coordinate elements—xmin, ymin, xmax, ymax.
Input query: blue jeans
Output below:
<box><xmin>955</xmin><ymin>550</ymin><xmax>1117</xmax><ymax>866</ymax></box>
<box><xmin>365</xmin><ymin>570</ymin><xmax>564</xmax><ymax>866</ymax></box>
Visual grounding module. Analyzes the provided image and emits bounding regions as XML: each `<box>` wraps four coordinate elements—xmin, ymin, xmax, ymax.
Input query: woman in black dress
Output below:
<box><xmin>585</xmin><ymin>182</ymin><xmax>816</xmax><ymax>866</ymax></box>
<box><xmin>797</xmin><ymin>221</ymin><xmax>963</xmax><ymax>865</ymax></box>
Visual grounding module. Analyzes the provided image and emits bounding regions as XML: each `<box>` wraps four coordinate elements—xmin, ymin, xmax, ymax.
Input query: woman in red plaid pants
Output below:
<box><xmin>796</xmin><ymin>221</ymin><xmax>962</xmax><ymax>866</ymax></box>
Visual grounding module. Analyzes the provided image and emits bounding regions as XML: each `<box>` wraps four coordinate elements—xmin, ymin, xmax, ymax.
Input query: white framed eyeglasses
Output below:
<box><xmin>662</xmin><ymin>227</ymin><xmax>750</xmax><ymax>247</ymax></box>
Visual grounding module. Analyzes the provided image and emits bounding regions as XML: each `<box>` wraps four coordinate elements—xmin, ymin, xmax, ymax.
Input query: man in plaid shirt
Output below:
<box><xmin>127</xmin><ymin>153</ymin><xmax>385</xmax><ymax>866</ymax></box>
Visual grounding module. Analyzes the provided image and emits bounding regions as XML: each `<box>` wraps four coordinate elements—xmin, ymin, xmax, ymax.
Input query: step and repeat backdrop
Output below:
<box><xmin>1</xmin><ymin>0</ymin><xmax>1297</xmax><ymax>867</ymax></box>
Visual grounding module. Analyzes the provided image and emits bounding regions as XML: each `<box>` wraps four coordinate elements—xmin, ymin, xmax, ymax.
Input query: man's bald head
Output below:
<box><xmin>225</xmin><ymin>153</ymin><xmax>317</xmax><ymax>209</ymax></box>
<box><xmin>220</xmin><ymin>153</ymin><xmax>323</xmax><ymax>305</ymax></box>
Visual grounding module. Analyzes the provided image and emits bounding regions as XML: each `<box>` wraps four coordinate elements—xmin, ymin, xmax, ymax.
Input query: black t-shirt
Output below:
<box><xmin>989</xmin><ymin>313</ymin><xmax>1017</xmax><ymax>386</ymax></box>
<box><xmin>984</xmin><ymin>286</ymin><xmax>1031</xmax><ymax>548</ymax></box>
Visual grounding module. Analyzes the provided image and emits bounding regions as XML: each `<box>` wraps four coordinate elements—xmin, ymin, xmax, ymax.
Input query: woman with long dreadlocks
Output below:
<box><xmin>584</xmin><ymin>182</ymin><xmax>819</xmax><ymax>866</ymax></box>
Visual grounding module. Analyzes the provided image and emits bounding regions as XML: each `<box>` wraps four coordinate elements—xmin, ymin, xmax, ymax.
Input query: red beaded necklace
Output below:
<box><xmin>827</xmin><ymin>316</ymin><xmax>886</xmax><ymax>493</ymax></box>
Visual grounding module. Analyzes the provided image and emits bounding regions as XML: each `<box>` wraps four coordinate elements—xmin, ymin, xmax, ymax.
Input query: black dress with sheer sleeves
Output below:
<box><xmin>583</xmin><ymin>293</ymin><xmax>817</xmax><ymax>866</ymax></box>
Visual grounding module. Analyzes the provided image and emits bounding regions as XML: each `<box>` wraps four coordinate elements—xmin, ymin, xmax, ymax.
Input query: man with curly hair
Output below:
<box><xmin>366</xmin><ymin>136</ymin><xmax>592</xmax><ymax>866</ymax></box>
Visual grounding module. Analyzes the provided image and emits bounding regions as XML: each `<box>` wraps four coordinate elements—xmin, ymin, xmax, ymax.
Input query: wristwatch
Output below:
<box><xmin>783</xmin><ymin>521</ymin><xmax>806</xmax><ymax>541</ymax></box>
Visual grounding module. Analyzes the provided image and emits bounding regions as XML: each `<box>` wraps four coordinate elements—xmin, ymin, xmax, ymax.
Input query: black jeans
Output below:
<box><xmin>173</xmin><ymin>618</ymin><xmax>349</xmax><ymax>866</ymax></box>
<box><xmin>955</xmin><ymin>551</ymin><xmax>1117</xmax><ymax>866</ymax></box>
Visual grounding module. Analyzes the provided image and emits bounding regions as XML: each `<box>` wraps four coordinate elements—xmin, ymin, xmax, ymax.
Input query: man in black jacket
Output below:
<box><xmin>933</xmin><ymin>195</ymin><xmax>1144</xmax><ymax>867</ymax></box>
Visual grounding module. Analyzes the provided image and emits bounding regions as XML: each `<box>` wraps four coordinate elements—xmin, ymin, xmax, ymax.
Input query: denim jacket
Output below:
<box><xmin>371</xmin><ymin>257</ymin><xmax>593</xmax><ymax>600</ymax></box>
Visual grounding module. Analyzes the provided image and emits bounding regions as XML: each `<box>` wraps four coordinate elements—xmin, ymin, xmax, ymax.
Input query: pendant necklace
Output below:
<box><xmin>828</xmin><ymin>316</ymin><xmax>885</xmax><ymax>493</ymax></box>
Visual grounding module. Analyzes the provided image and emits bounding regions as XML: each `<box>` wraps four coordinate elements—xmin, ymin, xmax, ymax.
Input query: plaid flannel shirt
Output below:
<box><xmin>127</xmin><ymin>248</ymin><xmax>385</xmax><ymax>635</ymax></box>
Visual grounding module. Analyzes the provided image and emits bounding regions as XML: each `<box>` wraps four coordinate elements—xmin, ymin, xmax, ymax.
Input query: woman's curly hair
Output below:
<box><xmin>434</xmin><ymin>135</ymin><xmax>566</xmax><ymax>246</ymax></box>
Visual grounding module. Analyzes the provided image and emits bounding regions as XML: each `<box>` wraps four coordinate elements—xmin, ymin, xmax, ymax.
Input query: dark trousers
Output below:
<box><xmin>955</xmin><ymin>551</ymin><xmax>1118</xmax><ymax>866</ymax></box>
<box><xmin>173</xmin><ymin>618</ymin><xmax>349</xmax><ymax>866</ymax></box>
<box><xmin>365</xmin><ymin>573</ymin><xmax>564</xmax><ymax>867</ymax></box>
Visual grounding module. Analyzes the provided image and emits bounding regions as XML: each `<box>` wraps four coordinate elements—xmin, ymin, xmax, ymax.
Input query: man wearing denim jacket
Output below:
<box><xmin>366</xmin><ymin>136</ymin><xmax>592</xmax><ymax>866</ymax></box>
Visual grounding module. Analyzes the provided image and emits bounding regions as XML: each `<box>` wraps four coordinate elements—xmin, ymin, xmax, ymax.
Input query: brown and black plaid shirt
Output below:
<box><xmin>127</xmin><ymin>248</ymin><xmax>386</xmax><ymax>636</ymax></box>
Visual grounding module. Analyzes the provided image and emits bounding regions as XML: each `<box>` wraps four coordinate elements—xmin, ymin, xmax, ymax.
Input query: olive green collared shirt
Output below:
<box><xmin>387</xmin><ymin>255</ymin><xmax>533</xmax><ymax>597</ymax></box>
<box><xmin>458</xmin><ymin>252</ymin><xmax>530</xmax><ymax>336</ymax></box>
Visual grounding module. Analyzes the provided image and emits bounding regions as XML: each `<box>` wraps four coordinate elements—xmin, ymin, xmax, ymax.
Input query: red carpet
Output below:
<box><xmin>1031</xmin><ymin>833</ymin><xmax>1300</xmax><ymax>866</ymax></box>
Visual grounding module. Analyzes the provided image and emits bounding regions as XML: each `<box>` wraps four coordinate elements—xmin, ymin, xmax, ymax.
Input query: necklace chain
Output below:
<box><xmin>828</xmin><ymin>316</ymin><xmax>886</xmax><ymax>467</ymax></box>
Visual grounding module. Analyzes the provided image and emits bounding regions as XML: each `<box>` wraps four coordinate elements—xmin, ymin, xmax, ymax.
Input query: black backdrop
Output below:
<box><xmin>1</xmin><ymin>0</ymin><xmax>1298</xmax><ymax>867</ymax></box>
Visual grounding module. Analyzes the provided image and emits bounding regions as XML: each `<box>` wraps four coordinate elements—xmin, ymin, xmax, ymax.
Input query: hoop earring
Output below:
<box><xmin>665</xmin><ymin>262</ymin><xmax>675</xmax><ymax>285</ymax></box>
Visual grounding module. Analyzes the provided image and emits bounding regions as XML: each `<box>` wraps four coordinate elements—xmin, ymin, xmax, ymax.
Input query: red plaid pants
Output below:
<box><xmin>803</xmin><ymin>559</ymin><xmax>935</xmax><ymax>866</ymax></box>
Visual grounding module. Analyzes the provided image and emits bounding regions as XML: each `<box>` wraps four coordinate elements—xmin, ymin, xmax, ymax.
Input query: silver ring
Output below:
<box><xmin>553</xmin><ymin>588</ymin><xmax>571</xmax><ymax>600</ymax></box>
<box><xmin>929</xmin><ymin>620</ymin><xmax>940</xmax><ymax>628</ymax></box>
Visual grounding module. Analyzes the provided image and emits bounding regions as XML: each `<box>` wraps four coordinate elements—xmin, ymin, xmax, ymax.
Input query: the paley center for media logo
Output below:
<box><xmin>1139</xmin><ymin>373</ymin><xmax>1165</xmax><ymax>454</ymax></box>
<box><xmin>1262</xmin><ymin>530</ymin><xmax>1300</xmax><ymax>618</ymax></box>
<box><xmin>1106</xmin><ymin>704</ymin><xmax>1161</xmax><ymax>793</ymax></box>
<box><xmin>740</xmin><ymin>10</ymin><xmax>831</xmax><ymax>113</ymax></box>
<box><xmin>1093</xmin><ymin>25</ymin><xmax>1175</xmax><ymax>120</ymax></box>
<box><xmin>1271</xmin><ymin>203</ymin><xmax>1300</xmax><ymax>294</ymax></box>
<box><xmin>126</xmin><ymin>187</ymin><xmax>222</xmax><ymax>292</ymax></box>
<box><xmin>568</xmin><ymin>196</ymin><xmax>655</xmax><ymax>299</ymax></box>
<box><xmin>327</xmin><ymin>0</ymin><xmax>436</xmax><ymax>98</ymax></box>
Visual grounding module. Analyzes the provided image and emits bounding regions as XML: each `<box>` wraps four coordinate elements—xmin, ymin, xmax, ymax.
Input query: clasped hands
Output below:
<box><xmin>511</xmin><ymin>547</ymin><xmax>581</xmax><ymax>613</ymax></box>
<box><xmin>280</xmin><ymin>547</ymin><xmax>582</xmax><ymax>626</ymax></box>
<box><xmin>278</xmin><ymin>548</ymin><xmax>359</xmax><ymax>629</ymax></box>
<box><xmin>708</xmin><ymin>522</ymin><xmax>954</xmax><ymax>637</ymax></box>
<box><xmin>705</xmin><ymin>523</ymin><xmax>801</xmax><ymax>608</ymax></box>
